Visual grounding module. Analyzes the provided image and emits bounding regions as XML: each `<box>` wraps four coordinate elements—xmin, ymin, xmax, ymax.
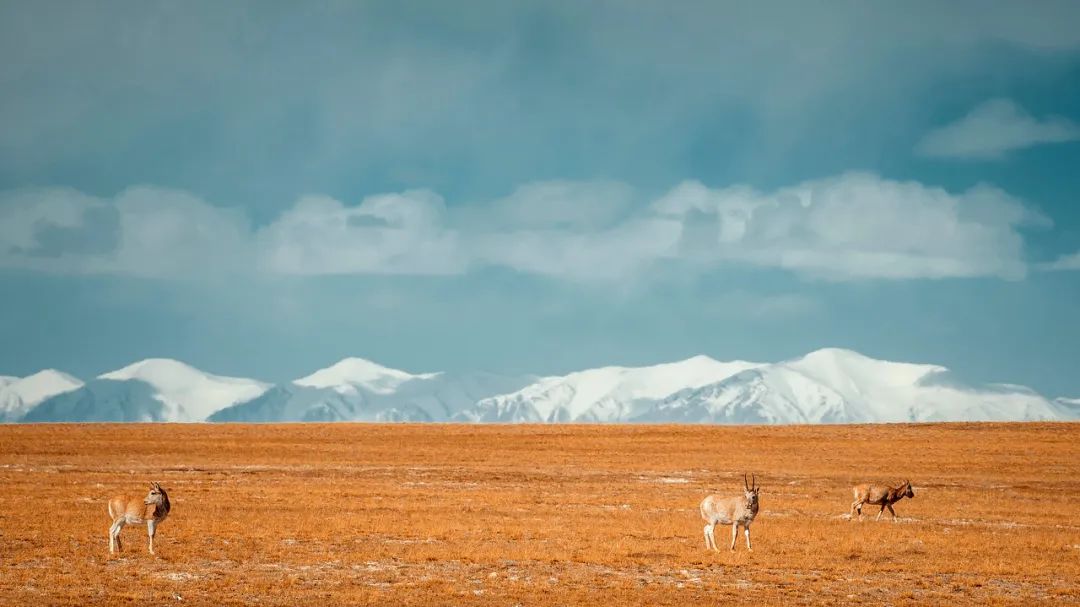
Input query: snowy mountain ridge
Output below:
<box><xmin>211</xmin><ymin>359</ymin><xmax>536</xmax><ymax>422</ymax></box>
<box><xmin>21</xmin><ymin>359</ymin><xmax>268</xmax><ymax>423</ymax></box>
<box><xmin>292</xmin><ymin>357</ymin><xmax>436</xmax><ymax>395</ymax></box>
<box><xmin>644</xmin><ymin>349</ymin><xmax>1065</xmax><ymax>424</ymax></box>
<box><xmin>456</xmin><ymin>355</ymin><xmax>761</xmax><ymax>422</ymax></box>
<box><xmin>0</xmin><ymin>370</ymin><xmax>84</xmax><ymax>422</ymax></box>
<box><xmin>7</xmin><ymin>349</ymin><xmax>1079</xmax><ymax>424</ymax></box>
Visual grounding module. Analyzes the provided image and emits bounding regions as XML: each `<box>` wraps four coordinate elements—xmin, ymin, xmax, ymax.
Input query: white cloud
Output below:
<box><xmin>644</xmin><ymin>173</ymin><xmax>1046</xmax><ymax>280</ymax></box>
<box><xmin>0</xmin><ymin>187</ymin><xmax>104</xmax><ymax>252</ymax></box>
<box><xmin>109</xmin><ymin>187</ymin><xmax>253</xmax><ymax>277</ymax></box>
<box><xmin>464</xmin><ymin>180</ymin><xmax>672</xmax><ymax>282</ymax></box>
<box><xmin>0</xmin><ymin>186</ymin><xmax>250</xmax><ymax>277</ymax></box>
<box><xmin>473</xmin><ymin>216</ymin><xmax>682</xmax><ymax>282</ymax></box>
<box><xmin>917</xmin><ymin>99</ymin><xmax>1080</xmax><ymax>160</ymax></box>
<box><xmin>258</xmin><ymin>190</ymin><xmax>465</xmax><ymax>276</ymax></box>
<box><xmin>477</xmin><ymin>180</ymin><xmax>635</xmax><ymax>230</ymax></box>
<box><xmin>1040</xmin><ymin>251</ymin><xmax>1080</xmax><ymax>271</ymax></box>
<box><xmin>0</xmin><ymin>174</ymin><xmax>1051</xmax><ymax>282</ymax></box>
<box><xmin>672</xmin><ymin>172</ymin><xmax>1047</xmax><ymax>280</ymax></box>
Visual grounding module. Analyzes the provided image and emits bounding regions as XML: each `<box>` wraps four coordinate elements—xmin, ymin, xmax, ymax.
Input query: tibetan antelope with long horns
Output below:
<box><xmin>700</xmin><ymin>473</ymin><xmax>760</xmax><ymax>551</ymax></box>
<box><xmin>107</xmin><ymin>482</ymin><xmax>171</xmax><ymax>555</ymax></box>
<box><xmin>850</xmin><ymin>479</ymin><xmax>914</xmax><ymax>521</ymax></box>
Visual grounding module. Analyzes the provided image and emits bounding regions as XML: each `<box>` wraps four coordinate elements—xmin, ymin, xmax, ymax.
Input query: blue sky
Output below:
<box><xmin>2</xmin><ymin>1</ymin><xmax>1079</xmax><ymax>396</ymax></box>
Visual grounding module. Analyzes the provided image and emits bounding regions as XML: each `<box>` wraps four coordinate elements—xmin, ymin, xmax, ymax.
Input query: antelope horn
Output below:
<box><xmin>744</xmin><ymin>473</ymin><xmax>750</xmax><ymax>491</ymax></box>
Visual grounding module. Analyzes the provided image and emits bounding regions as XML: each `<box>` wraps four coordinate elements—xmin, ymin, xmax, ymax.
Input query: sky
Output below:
<box><xmin>1</xmin><ymin>1</ymin><xmax>1079</xmax><ymax>397</ymax></box>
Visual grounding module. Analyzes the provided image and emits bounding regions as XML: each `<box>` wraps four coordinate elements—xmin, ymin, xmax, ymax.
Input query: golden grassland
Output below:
<box><xmin>0</xmin><ymin>422</ymin><xmax>1077</xmax><ymax>606</ymax></box>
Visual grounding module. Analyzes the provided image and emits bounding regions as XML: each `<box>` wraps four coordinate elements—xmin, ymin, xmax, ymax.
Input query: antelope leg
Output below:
<box><xmin>109</xmin><ymin>519</ymin><xmax>126</xmax><ymax>554</ymax></box>
<box><xmin>148</xmin><ymin>520</ymin><xmax>157</xmax><ymax>555</ymax></box>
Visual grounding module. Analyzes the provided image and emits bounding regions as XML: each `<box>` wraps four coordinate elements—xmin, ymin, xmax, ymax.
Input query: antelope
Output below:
<box><xmin>850</xmin><ymin>479</ymin><xmax>914</xmax><ymax>521</ymax></box>
<box><xmin>108</xmin><ymin>482</ymin><xmax>171</xmax><ymax>555</ymax></box>
<box><xmin>700</xmin><ymin>473</ymin><xmax>760</xmax><ymax>552</ymax></box>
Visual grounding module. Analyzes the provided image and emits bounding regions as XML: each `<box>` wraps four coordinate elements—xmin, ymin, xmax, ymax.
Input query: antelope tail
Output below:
<box><xmin>107</xmin><ymin>502</ymin><xmax>114</xmax><ymax>519</ymax></box>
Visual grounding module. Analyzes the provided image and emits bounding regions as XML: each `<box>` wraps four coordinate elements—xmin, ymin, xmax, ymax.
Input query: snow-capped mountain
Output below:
<box><xmin>22</xmin><ymin>359</ymin><xmax>269</xmax><ymax>423</ymax></box>
<box><xmin>210</xmin><ymin>358</ymin><xmax>536</xmax><ymax>422</ymax></box>
<box><xmin>292</xmin><ymin>357</ymin><xmax>433</xmax><ymax>395</ymax></box>
<box><xmin>8</xmin><ymin>349</ymin><xmax>1077</xmax><ymax>424</ymax></box>
<box><xmin>0</xmin><ymin>370</ymin><xmax>84</xmax><ymax>422</ymax></box>
<box><xmin>456</xmin><ymin>355</ymin><xmax>760</xmax><ymax>422</ymax></box>
<box><xmin>644</xmin><ymin>348</ymin><xmax>1067</xmax><ymax>424</ymax></box>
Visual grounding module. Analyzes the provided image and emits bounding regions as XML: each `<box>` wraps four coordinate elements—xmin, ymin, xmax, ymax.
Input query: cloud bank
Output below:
<box><xmin>0</xmin><ymin>173</ymin><xmax>1047</xmax><ymax>282</ymax></box>
<box><xmin>1040</xmin><ymin>251</ymin><xmax>1080</xmax><ymax>271</ymax></box>
<box><xmin>917</xmin><ymin>99</ymin><xmax>1080</xmax><ymax>160</ymax></box>
<box><xmin>4</xmin><ymin>2</ymin><xmax>1080</xmax><ymax>200</ymax></box>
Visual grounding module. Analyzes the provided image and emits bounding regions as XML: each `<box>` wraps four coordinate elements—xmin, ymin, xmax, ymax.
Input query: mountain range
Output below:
<box><xmin>0</xmin><ymin>370</ymin><xmax>84</xmax><ymax>422</ymax></box>
<box><xmin>4</xmin><ymin>349</ymin><xmax>1077</xmax><ymax>424</ymax></box>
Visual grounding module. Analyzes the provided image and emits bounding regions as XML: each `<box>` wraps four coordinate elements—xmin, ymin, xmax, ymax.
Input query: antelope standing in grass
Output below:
<box><xmin>108</xmin><ymin>482</ymin><xmax>171</xmax><ymax>555</ymax></box>
<box><xmin>700</xmin><ymin>473</ymin><xmax>760</xmax><ymax>552</ymax></box>
<box><xmin>850</xmin><ymin>479</ymin><xmax>914</xmax><ymax>521</ymax></box>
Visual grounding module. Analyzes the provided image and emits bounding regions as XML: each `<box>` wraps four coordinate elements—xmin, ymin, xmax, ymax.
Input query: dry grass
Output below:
<box><xmin>0</xmin><ymin>422</ymin><xmax>1078</xmax><ymax>605</ymax></box>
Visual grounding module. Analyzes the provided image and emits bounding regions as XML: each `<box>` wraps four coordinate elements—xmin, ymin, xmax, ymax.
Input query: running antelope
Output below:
<box><xmin>850</xmin><ymin>479</ymin><xmax>914</xmax><ymax>521</ymax></box>
<box><xmin>700</xmin><ymin>473</ymin><xmax>760</xmax><ymax>552</ymax></box>
<box><xmin>108</xmin><ymin>482</ymin><xmax>171</xmax><ymax>555</ymax></box>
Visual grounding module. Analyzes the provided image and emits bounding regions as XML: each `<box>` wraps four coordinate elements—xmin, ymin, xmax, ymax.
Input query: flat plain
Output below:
<box><xmin>0</xmin><ymin>423</ymin><xmax>1077</xmax><ymax>606</ymax></box>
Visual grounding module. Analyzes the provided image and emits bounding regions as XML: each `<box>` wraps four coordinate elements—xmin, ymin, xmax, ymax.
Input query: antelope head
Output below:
<box><xmin>145</xmin><ymin>482</ymin><xmax>166</xmax><ymax>506</ymax></box>
<box><xmin>743</xmin><ymin>473</ymin><xmax>760</xmax><ymax>508</ymax></box>
<box><xmin>891</xmin><ymin>479</ymin><xmax>914</xmax><ymax>500</ymax></box>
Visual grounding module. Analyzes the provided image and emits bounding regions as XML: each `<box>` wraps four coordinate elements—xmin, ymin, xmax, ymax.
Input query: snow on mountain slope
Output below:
<box><xmin>210</xmin><ymin>359</ymin><xmax>535</xmax><ymax>422</ymax></box>
<box><xmin>375</xmin><ymin>371</ymin><xmax>537</xmax><ymax>422</ymax></box>
<box><xmin>646</xmin><ymin>366</ymin><xmax>849</xmax><ymax>424</ymax></box>
<box><xmin>22</xmin><ymin>378</ymin><xmax>171</xmax><ymax>422</ymax></box>
<box><xmin>21</xmin><ymin>359</ymin><xmax>268</xmax><ymax>422</ymax></box>
<box><xmin>458</xmin><ymin>356</ymin><xmax>761</xmax><ymax>422</ymax></box>
<box><xmin>209</xmin><ymin>384</ymin><xmax>361</xmax><ymax>422</ymax></box>
<box><xmin>0</xmin><ymin>370</ymin><xmax>84</xmax><ymax>422</ymax></box>
<box><xmin>1052</xmin><ymin>397</ymin><xmax>1080</xmax><ymax>420</ymax></box>
<box><xmin>293</xmin><ymin>357</ymin><xmax>435</xmax><ymax>395</ymax></box>
<box><xmin>11</xmin><ymin>350</ymin><xmax>1076</xmax><ymax>424</ymax></box>
<box><xmin>97</xmin><ymin>358</ymin><xmax>270</xmax><ymax>421</ymax></box>
<box><xmin>647</xmin><ymin>348</ymin><xmax>1064</xmax><ymax>424</ymax></box>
